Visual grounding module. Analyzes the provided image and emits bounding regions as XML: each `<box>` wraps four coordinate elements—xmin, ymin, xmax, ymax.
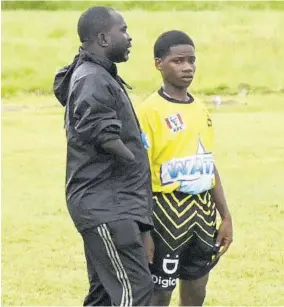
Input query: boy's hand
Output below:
<box><xmin>142</xmin><ymin>232</ymin><xmax>155</xmax><ymax>264</ymax></box>
<box><xmin>215</xmin><ymin>215</ymin><xmax>233</xmax><ymax>257</ymax></box>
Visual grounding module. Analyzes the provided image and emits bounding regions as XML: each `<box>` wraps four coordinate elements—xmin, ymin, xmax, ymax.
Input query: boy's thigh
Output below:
<box><xmin>179</xmin><ymin>229</ymin><xmax>220</xmax><ymax>281</ymax></box>
<box><xmin>149</xmin><ymin>231</ymin><xmax>219</xmax><ymax>293</ymax></box>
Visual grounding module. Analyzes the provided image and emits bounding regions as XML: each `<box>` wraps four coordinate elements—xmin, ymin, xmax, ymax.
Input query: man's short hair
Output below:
<box><xmin>154</xmin><ymin>30</ymin><xmax>195</xmax><ymax>59</ymax></box>
<box><xmin>77</xmin><ymin>6</ymin><xmax>115</xmax><ymax>43</ymax></box>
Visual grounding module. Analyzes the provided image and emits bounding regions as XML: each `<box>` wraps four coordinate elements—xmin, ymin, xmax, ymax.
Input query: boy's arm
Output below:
<box><xmin>211</xmin><ymin>165</ymin><xmax>233</xmax><ymax>256</ymax></box>
<box><xmin>141</xmin><ymin>231</ymin><xmax>155</xmax><ymax>265</ymax></box>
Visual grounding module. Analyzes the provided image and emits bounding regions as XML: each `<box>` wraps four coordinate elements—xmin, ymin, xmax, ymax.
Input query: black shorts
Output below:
<box><xmin>150</xmin><ymin>191</ymin><xmax>219</xmax><ymax>291</ymax></box>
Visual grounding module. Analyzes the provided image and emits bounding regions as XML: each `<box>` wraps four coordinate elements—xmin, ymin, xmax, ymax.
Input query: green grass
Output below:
<box><xmin>2</xmin><ymin>7</ymin><xmax>284</xmax><ymax>307</ymax></box>
<box><xmin>2</xmin><ymin>94</ymin><xmax>284</xmax><ymax>306</ymax></box>
<box><xmin>3</xmin><ymin>1</ymin><xmax>284</xmax><ymax>12</ymax></box>
<box><xmin>2</xmin><ymin>9</ymin><xmax>284</xmax><ymax>97</ymax></box>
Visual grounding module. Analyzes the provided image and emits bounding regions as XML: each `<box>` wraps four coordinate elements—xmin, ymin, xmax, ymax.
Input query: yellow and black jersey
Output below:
<box><xmin>137</xmin><ymin>89</ymin><xmax>217</xmax><ymax>251</ymax></box>
<box><xmin>137</xmin><ymin>88</ymin><xmax>215</xmax><ymax>195</ymax></box>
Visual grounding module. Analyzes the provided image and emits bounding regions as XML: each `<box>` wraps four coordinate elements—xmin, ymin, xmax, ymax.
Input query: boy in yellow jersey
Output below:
<box><xmin>137</xmin><ymin>30</ymin><xmax>233</xmax><ymax>306</ymax></box>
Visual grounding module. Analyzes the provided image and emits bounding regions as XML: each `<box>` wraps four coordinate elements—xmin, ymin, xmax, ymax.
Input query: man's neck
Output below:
<box><xmin>82</xmin><ymin>42</ymin><xmax>107</xmax><ymax>60</ymax></box>
<box><xmin>162</xmin><ymin>83</ymin><xmax>188</xmax><ymax>101</ymax></box>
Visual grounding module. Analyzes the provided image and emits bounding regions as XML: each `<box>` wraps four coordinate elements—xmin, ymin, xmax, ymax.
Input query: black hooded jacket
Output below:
<box><xmin>53</xmin><ymin>49</ymin><xmax>153</xmax><ymax>232</ymax></box>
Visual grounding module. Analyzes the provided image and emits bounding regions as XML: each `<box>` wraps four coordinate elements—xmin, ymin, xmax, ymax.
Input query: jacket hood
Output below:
<box><xmin>53</xmin><ymin>53</ymin><xmax>80</xmax><ymax>107</ymax></box>
<box><xmin>53</xmin><ymin>48</ymin><xmax>132</xmax><ymax>107</ymax></box>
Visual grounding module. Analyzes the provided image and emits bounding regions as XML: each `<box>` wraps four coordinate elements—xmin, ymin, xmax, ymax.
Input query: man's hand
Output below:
<box><xmin>215</xmin><ymin>215</ymin><xmax>233</xmax><ymax>257</ymax></box>
<box><xmin>142</xmin><ymin>232</ymin><xmax>155</xmax><ymax>264</ymax></box>
<box><xmin>102</xmin><ymin>139</ymin><xmax>135</xmax><ymax>161</ymax></box>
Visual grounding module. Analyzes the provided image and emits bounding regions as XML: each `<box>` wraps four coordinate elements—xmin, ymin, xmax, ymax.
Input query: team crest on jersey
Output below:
<box><xmin>165</xmin><ymin>113</ymin><xmax>185</xmax><ymax>133</ymax></box>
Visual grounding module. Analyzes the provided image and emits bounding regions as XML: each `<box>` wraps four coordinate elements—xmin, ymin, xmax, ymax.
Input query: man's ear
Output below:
<box><xmin>97</xmin><ymin>32</ymin><xmax>109</xmax><ymax>47</ymax></box>
<box><xmin>155</xmin><ymin>58</ymin><xmax>162</xmax><ymax>71</ymax></box>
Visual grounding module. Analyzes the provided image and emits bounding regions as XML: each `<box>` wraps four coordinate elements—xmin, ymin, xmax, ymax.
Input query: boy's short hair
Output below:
<box><xmin>77</xmin><ymin>6</ymin><xmax>114</xmax><ymax>43</ymax></box>
<box><xmin>154</xmin><ymin>30</ymin><xmax>195</xmax><ymax>59</ymax></box>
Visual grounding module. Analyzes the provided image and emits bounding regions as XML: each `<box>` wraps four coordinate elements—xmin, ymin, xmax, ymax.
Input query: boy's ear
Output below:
<box><xmin>155</xmin><ymin>58</ymin><xmax>162</xmax><ymax>71</ymax></box>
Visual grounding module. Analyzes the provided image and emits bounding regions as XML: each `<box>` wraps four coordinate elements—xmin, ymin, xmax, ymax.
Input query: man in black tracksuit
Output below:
<box><xmin>53</xmin><ymin>7</ymin><xmax>154</xmax><ymax>306</ymax></box>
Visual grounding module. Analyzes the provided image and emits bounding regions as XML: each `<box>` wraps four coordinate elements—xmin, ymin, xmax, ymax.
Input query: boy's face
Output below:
<box><xmin>155</xmin><ymin>44</ymin><xmax>196</xmax><ymax>89</ymax></box>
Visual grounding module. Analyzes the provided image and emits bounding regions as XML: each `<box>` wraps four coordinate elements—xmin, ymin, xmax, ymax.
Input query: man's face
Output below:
<box><xmin>106</xmin><ymin>11</ymin><xmax>132</xmax><ymax>63</ymax></box>
<box><xmin>155</xmin><ymin>44</ymin><xmax>196</xmax><ymax>89</ymax></box>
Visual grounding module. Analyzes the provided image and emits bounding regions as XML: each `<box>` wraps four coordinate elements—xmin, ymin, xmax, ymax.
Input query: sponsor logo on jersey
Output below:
<box><xmin>162</xmin><ymin>254</ymin><xmax>179</xmax><ymax>274</ymax></box>
<box><xmin>160</xmin><ymin>138</ymin><xmax>215</xmax><ymax>194</ymax></box>
<box><xmin>207</xmin><ymin>114</ymin><xmax>212</xmax><ymax>127</ymax></box>
<box><xmin>165</xmin><ymin>113</ymin><xmax>185</xmax><ymax>133</ymax></box>
<box><xmin>152</xmin><ymin>275</ymin><xmax>177</xmax><ymax>289</ymax></box>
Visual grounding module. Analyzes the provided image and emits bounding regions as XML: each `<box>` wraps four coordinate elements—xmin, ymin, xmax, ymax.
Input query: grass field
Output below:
<box><xmin>2</xmin><ymin>10</ymin><xmax>284</xmax><ymax>97</ymax></box>
<box><xmin>2</xmin><ymin>7</ymin><xmax>284</xmax><ymax>306</ymax></box>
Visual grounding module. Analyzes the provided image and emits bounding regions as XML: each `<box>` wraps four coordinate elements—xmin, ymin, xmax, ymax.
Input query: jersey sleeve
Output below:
<box><xmin>200</xmin><ymin>103</ymin><xmax>216</xmax><ymax>187</ymax></box>
<box><xmin>200</xmin><ymin>102</ymin><xmax>214</xmax><ymax>149</ymax></box>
